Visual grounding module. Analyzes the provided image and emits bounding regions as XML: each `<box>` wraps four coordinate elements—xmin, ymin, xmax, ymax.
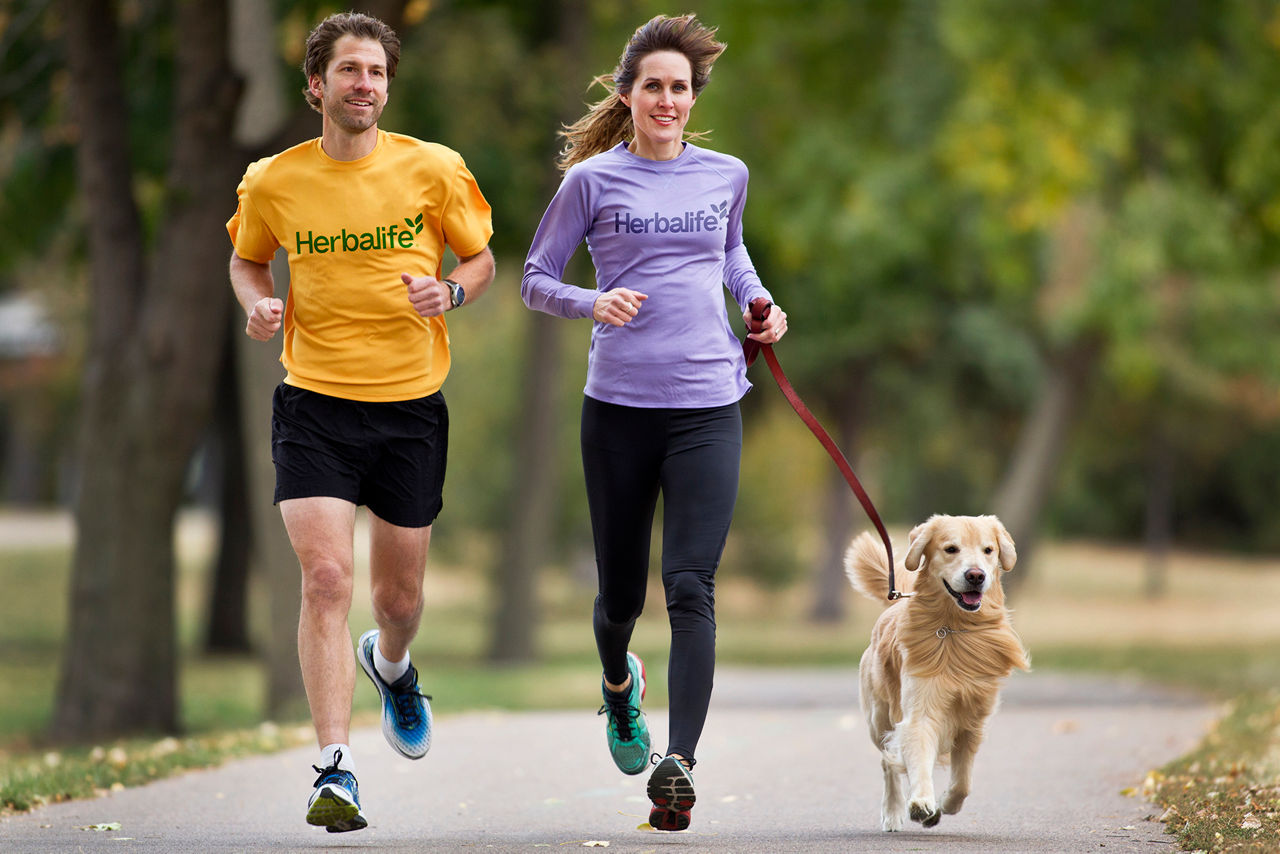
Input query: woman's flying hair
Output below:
<box><xmin>557</xmin><ymin>14</ymin><xmax>725</xmax><ymax>171</ymax></box>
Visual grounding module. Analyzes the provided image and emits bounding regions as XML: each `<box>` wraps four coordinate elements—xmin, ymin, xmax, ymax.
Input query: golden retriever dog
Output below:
<box><xmin>845</xmin><ymin>514</ymin><xmax>1029</xmax><ymax>832</ymax></box>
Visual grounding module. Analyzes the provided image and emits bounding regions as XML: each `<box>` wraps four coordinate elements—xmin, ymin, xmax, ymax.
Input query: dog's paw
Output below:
<box><xmin>880</xmin><ymin>810</ymin><xmax>905</xmax><ymax>832</ymax></box>
<box><xmin>909</xmin><ymin>798</ymin><xmax>941</xmax><ymax>828</ymax></box>
<box><xmin>942</xmin><ymin>789</ymin><xmax>967</xmax><ymax>815</ymax></box>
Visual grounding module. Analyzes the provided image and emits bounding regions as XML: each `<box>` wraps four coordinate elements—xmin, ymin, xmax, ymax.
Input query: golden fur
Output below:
<box><xmin>845</xmin><ymin>514</ymin><xmax>1030</xmax><ymax>832</ymax></box>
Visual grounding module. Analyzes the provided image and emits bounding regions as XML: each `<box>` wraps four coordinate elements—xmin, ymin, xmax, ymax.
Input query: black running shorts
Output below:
<box><xmin>270</xmin><ymin>383</ymin><xmax>448</xmax><ymax>528</ymax></box>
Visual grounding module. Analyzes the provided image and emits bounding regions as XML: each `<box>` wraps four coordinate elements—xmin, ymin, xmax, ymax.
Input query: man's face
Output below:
<box><xmin>310</xmin><ymin>34</ymin><xmax>389</xmax><ymax>134</ymax></box>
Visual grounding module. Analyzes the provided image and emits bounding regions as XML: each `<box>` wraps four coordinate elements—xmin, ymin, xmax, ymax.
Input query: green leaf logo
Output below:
<box><xmin>403</xmin><ymin>213</ymin><xmax>424</xmax><ymax>234</ymax></box>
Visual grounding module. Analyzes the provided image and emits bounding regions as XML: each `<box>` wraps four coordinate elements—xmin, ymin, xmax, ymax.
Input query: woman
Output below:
<box><xmin>521</xmin><ymin>14</ymin><xmax>786</xmax><ymax>832</ymax></box>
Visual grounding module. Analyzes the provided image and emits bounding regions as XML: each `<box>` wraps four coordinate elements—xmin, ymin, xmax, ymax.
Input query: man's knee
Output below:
<box><xmin>372</xmin><ymin>582</ymin><xmax>424</xmax><ymax>627</ymax></box>
<box><xmin>300</xmin><ymin>559</ymin><xmax>354</xmax><ymax>613</ymax></box>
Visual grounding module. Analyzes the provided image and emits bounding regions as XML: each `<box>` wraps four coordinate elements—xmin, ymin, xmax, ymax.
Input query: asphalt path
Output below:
<box><xmin>1</xmin><ymin>669</ymin><xmax>1212</xmax><ymax>853</ymax></box>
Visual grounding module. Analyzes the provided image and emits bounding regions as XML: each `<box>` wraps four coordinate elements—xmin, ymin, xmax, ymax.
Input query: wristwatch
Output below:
<box><xmin>444</xmin><ymin>278</ymin><xmax>465</xmax><ymax>309</ymax></box>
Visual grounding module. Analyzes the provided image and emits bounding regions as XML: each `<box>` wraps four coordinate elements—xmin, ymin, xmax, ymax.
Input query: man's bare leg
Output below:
<box><xmin>280</xmin><ymin>496</ymin><xmax>358</xmax><ymax>749</ymax></box>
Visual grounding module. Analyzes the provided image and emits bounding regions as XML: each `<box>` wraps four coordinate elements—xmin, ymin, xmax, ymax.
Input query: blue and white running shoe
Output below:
<box><xmin>357</xmin><ymin>628</ymin><xmax>432</xmax><ymax>759</ymax></box>
<box><xmin>306</xmin><ymin>749</ymin><xmax>367</xmax><ymax>833</ymax></box>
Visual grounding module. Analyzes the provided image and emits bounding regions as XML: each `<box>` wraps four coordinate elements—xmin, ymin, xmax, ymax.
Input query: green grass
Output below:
<box><xmin>1149</xmin><ymin>690</ymin><xmax>1280</xmax><ymax>853</ymax></box>
<box><xmin>1030</xmin><ymin>645</ymin><xmax>1280</xmax><ymax>700</ymax></box>
<box><xmin>4</xmin><ymin>533</ymin><xmax>1280</xmax><ymax>853</ymax></box>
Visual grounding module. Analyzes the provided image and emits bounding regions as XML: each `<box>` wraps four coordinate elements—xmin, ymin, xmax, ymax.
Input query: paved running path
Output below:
<box><xmin>0</xmin><ymin>669</ymin><xmax>1212</xmax><ymax>853</ymax></box>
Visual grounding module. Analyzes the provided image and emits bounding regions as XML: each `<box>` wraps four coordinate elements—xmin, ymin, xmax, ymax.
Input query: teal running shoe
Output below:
<box><xmin>597</xmin><ymin>651</ymin><xmax>650</xmax><ymax>775</ymax></box>
<box><xmin>357</xmin><ymin>629</ymin><xmax>432</xmax><ymax>759</ymax></box>
<box><xmin>306</xmin><ymin>749</ymin><xmax>367</xmax><ymax>833</ymax></box>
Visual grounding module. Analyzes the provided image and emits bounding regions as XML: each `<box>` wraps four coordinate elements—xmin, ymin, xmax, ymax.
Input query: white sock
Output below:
<box><xmin>374</xmin><ymin>642</ymin><xmax>411</xmax><ymax>684</ymax></box>
<box><xmin>321</xmin><ymin>743</ymin><xmax>355</xmax><ymax>773</ymax></box>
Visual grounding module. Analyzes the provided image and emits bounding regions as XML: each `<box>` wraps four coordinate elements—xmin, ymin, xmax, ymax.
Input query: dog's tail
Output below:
<box><xmin>843</xmin><ymin>531</ymin><xmax>902</xmax><ymax>605</ymax></box>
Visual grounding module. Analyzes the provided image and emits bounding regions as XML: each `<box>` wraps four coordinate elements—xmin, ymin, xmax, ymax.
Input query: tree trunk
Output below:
<box><xmin>228</xmin><ymin>0</ymin><xmax>306</xmax><ymax>719</ymax></box>
<box><xmin>486</xmin><ymin>0</ymin><xmax>586</xmax><ymax>663</ymax></box>
<box><xmin>55</xmin><ymin>0</ymin><xmax>240</xmax><ymax>738</ymax></box>
<box><xmin>238</xmin><ymin>257</ymin><xmax>305</xmax><ymax>719</ymax></box>
<box><xmin>808</xmin><ymin>370</ymin><xmax>865</xmax><ymax>623</ymax></box>
<box><xmin>205</xmin><ymin>318</ymin><xmax>252</xmax><ymax>653</ymax></box>
<box><xmin>994</xmin><ymin>203</ymin><xmax>1102</xmax><ymax>595</ymax></box>
<box><xmin>1143</xmin><ymin>421</ymin><xmax>1174</xmax><ymax>600</ymax></box>
<box><xmin>488</xmin><ymin>310</ymin><xmax>561</xmax><ymax>662</ymax></box>
<box><xmin>994</xmin><ymin>337</ymin><xmax>1100</xmax><ymax>594</ymax></box>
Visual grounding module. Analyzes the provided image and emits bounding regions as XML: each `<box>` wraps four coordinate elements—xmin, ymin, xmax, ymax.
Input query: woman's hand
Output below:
<box><xmin>594</xmin><ymin>289</ymin><xmax>648</xmax><ymax>326</ymax></box>
<box><xmin>744</xmin><ymin>301</ymin><xmax>788</xmax><ymax>344</ymax></box>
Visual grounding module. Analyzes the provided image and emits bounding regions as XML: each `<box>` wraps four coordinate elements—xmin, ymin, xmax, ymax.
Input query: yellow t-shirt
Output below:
<box><xmin>226</xmin><ymin>130</ymin><xmax>493</xmax><ymax>401</ymax></box>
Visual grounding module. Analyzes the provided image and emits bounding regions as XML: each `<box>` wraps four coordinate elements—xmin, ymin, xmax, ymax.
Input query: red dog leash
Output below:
<box><xmin>744</xmin><ymin>298</ymin><xmax>908</xmax><ymax>601</ymax></box>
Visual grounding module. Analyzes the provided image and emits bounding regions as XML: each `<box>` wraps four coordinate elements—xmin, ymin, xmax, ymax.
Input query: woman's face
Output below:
<box><xmin>621</xmin><ymin>50</ymin><xmax>695</xmax><ymax>161</ymax></box>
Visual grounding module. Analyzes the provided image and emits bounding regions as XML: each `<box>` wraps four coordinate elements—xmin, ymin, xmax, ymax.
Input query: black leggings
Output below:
<box><xmin>581</xmin><ymin>395</ymin><xmax>742</xmax><ymax>762</ymax></box>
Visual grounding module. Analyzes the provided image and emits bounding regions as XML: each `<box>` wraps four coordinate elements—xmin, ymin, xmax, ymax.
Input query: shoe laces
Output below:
<box><xmin>312</xmin><ymin>748</ymin><xmax>353</xmax><ymax>787</ymax></box>
<box><xmin>651</xmin><ymin>752</ymin><xmax>697</xmax><ymax>771</ymax></box>
<box><xmin>598</xmin><ymin>694</ymin><xmax>641</xmax><ymax>741</ymax></box>
<box><xmin>388</xmin><ymin>665</ymin><xmax>432</xmax><ymax>728</ymax></box>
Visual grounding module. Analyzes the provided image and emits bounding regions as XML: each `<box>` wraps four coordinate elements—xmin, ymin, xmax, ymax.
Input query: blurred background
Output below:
<box><xmin>2</xmin><ymin>0</ymin><xmax>1279</xmax><ymax>750</ymax></box>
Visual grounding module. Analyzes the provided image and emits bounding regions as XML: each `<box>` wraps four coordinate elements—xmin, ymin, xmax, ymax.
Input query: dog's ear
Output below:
<box><xmin>904</xmin><ymin>517</ymin><xmax>935</xmax><ymax>572</ymax></box>
<box><xmin>989</xmin><ymin>516</ymin><xmax>1017</xmax><ymax>572</ymax></box>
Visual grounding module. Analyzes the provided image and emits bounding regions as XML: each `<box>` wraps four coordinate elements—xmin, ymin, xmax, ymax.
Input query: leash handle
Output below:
<box><xmin>742</xmin><ymin>298</ymin><xmax>904</xmax><ymax>601</ymax></box>
<box><xmin>743</xmin><ymin>298</ymin><xmax>772</xmax><ymax>367</ymax></box>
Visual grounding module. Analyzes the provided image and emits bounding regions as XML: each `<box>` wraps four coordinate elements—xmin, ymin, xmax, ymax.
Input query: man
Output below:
<box><xmin>226</xmin><ymin>11</ymin><xmax>494</xmax><ymax>833</ymax></box>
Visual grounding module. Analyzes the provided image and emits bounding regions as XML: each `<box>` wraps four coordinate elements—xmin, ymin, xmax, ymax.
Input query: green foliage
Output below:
<box><xmin>4</xmin><ymin>0</ymin><xmax>1280</xmax><ymax>559</ymax></box>
<box><xmin>0</xmin><ymin>1</ymin><xmax>76</xmax><ymax>275</ymax></box>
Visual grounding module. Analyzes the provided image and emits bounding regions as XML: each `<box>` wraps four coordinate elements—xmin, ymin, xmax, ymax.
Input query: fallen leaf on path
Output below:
<box><xmin>582</xmin><ymin>842</ymin><xmax>610</xmax><ymax>848</ymax></box>
<box><xmin>78</xmin><ymin>823</ymin><xmax>122</xmax><ymax>832</ymax></box>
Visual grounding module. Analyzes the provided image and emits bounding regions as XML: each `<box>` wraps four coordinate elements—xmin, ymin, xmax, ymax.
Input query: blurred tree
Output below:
<box><xmin>53</xmin><ymin>0</ymin><xmax>242</xmax><ymax>737</ymax></box>
<box><xmin>219</xmin><ymin>0</ymin><xmax>299</xmax><ymax>716</ymax></box>
<box><xmin>933</xmin><ymin>0</ymin><xmax>1280</xmax><ymax>582</ymax></box>
<box><xmin>49</xmin><ymin>0</ymin><xmax>413</xmax><ymax>738</ymax></box>
<box><xmin>697</xmin><ymin>0</ymin><xmax>987</xmax><ymax>619</ymax></box>
<box><xmin>483</xmin><ymin>0</ymin><xmax>589</xmax><ymax>664</ymax></box>
<box><xmin>203</xmin><ymin>325</ymin><xmax>251</xmax><ymax>653</ymax></box>
<box><xmin>385</xmin><ymin>0</ymin><xmax>626</xmax><ymax>662</ymax></box>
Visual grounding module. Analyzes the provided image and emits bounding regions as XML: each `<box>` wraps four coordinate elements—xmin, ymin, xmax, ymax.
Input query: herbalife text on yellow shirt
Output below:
<box><xmin>227</xmin><ymin>131</ymin><xmax>493</xmax><ymax>401</ymax></box>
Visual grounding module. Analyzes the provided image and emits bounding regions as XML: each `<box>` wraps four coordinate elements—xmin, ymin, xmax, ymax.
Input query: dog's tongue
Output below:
<box><xmin>962</xmin><ymin>591</ymin><xmax>982</xmax><ymax>607</ymax></box>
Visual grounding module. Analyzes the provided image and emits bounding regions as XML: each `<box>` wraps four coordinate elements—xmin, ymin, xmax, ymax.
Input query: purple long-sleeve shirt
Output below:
<box><xmin>522</xmin><ymin>141</ymin><xmax>772</xmax><ymax>408</ymax></box>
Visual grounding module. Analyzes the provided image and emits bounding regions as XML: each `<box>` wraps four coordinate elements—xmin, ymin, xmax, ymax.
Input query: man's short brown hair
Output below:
<box><xmin>301</xmin><ymin>12</ymin><xmax>400</xmax><ymax>112</ymax></box>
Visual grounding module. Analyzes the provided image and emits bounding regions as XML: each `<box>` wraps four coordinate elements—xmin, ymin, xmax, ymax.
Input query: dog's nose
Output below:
<box><xmin>964</xmin><ymin>568</ymin><xmax>986</xmax><ymax>587</ymax></box>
